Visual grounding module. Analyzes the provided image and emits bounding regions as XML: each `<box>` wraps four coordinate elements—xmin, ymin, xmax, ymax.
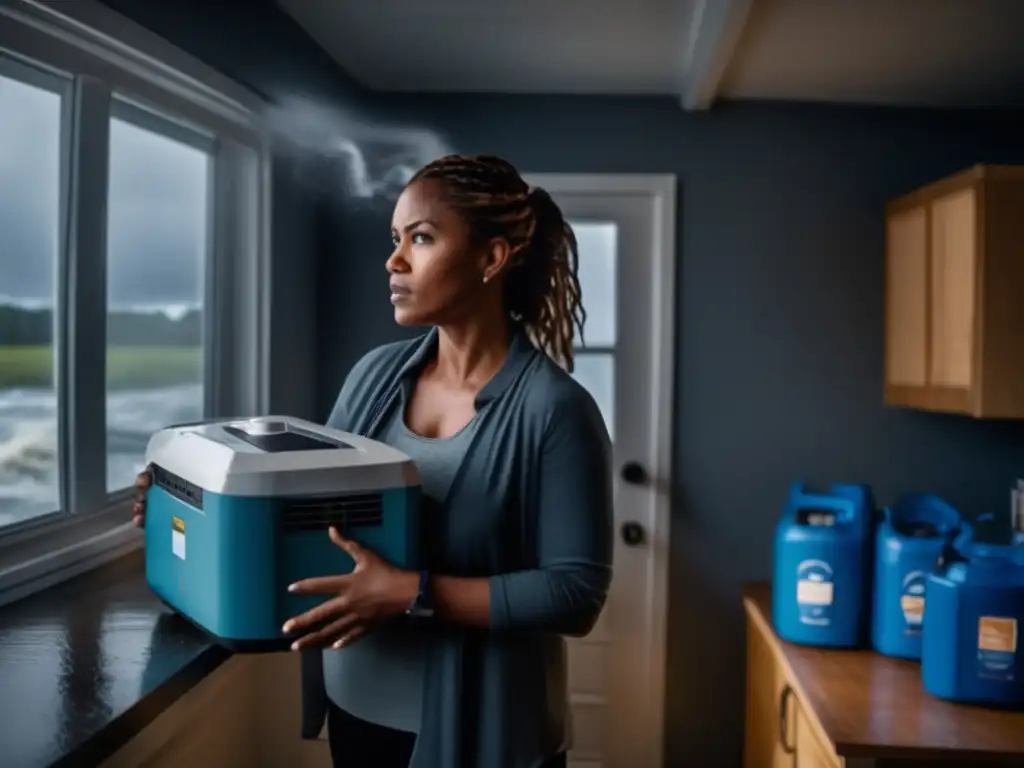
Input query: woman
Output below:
<box><xmin>133</xmin><ymin>154</ymin><xmax>614</xmax><ymax>768</ymax></box>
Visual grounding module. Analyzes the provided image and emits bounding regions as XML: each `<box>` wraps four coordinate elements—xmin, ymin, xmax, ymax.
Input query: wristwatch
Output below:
<box><xmin>405</xmin><ymin>570</ymin><xmax>434</xmax><ymax>619</ymax></box>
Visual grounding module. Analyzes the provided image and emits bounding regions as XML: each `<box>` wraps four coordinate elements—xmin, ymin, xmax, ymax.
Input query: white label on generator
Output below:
<box><xmin>172</xmin><ymin>515</ymin><xmax>186</xmax><ymax>560</ymax></box>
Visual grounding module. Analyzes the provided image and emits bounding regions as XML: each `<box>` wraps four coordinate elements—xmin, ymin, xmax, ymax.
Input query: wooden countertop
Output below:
<box><xmin>743</xmin><ymin>581</ymin><xmax>1024</xmax><ymax>763</ymax></box>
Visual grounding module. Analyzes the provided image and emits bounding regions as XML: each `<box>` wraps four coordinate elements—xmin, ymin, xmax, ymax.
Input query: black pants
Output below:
<box><xmin>326</xmin><ymin>702</ymin><xmax>567</xmax><ymax>768</ymax></box>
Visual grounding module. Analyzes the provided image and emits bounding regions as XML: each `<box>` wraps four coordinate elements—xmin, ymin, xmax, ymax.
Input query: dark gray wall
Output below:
<box><xmin>90</xmin><ymin>3</ymin><xmax>1024</xmax><ymax>764</ymax></box>
<box><xmin>321</xmin><ymin>94</ymin><xmax>1024</xmax><ymax>765</ymax></box>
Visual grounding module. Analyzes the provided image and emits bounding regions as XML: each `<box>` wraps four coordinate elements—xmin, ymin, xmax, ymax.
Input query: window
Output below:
<box><xmin>105</xmin><ymin>110</ymin><xmax>210</xmax><ymax>492</ymax></box>
<box><xmin>0</xmin><ymin>63</ymin><xmax>65</xmax><ymax>527</ymax></box>
<box><xmin>0</xmin><ymin>1</ymin><xmax>269</xmax><ymax>544</ymax></box>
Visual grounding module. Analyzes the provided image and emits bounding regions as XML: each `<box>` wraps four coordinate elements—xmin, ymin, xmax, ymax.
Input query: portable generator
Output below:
<box><xmin>143</xmin><ymin>416</ymin><xmax>421</xmax><ymax>651</ymax></box>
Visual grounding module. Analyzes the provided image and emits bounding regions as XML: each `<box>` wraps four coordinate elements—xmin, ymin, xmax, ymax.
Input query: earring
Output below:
<box><xmin>482</xmin><ymin>275</ymin><xmax>489</xmax><ymax>284</ymax></box>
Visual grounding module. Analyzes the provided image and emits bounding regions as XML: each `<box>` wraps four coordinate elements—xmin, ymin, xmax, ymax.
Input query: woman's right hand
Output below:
<box><xmin>133</xmin><ymin>467</ymin><xmax>153</xmax><ymax>528</ymax></box>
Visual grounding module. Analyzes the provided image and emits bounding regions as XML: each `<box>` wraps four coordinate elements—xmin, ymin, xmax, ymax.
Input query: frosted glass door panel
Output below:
<box><xmin>570</xmin><ymin>221</ymin><xmax>617</xmax><ymax>347</ymax></box>
<box><xmin>572</xmin><ymin>353</ymin><xmax>614</xmax><ymax>441</ymax></box>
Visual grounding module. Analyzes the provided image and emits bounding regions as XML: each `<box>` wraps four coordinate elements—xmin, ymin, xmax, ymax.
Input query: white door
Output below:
<box><xmin>524</xmin><ymin>175</ymin><xmax>676</xmax><ymax>768</ymax></box>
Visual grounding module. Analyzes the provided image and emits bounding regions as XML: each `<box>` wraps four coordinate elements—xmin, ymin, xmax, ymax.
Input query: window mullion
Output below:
<box><xmin>212</xmin><ymin>139</ymin><xmax>269</xmax><ymax>420</ymax></box>
<box><xmin>54</xmin><ymin>71</ymin><xmax>74</xmax><ymax>519</ymax></box>
<box><xmin>204</xmin><ymin>141</ymin><xmax>227</xmax><ymax>419</ymax></box>
<box><xmin>254</xmin><ymin>142</ymin><xmax>272</xmax><ymax>417</ymax></box>
<box><xmin>64</xmin><ymin>75</ymin><xmax>111</xmax><ymax>515</ymax></box>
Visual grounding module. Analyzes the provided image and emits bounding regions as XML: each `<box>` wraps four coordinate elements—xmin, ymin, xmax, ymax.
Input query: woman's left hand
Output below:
<box><xmin>283</xmin><ymin>527</ymin><xmax>419</xmax><ymax>651</ymax></box>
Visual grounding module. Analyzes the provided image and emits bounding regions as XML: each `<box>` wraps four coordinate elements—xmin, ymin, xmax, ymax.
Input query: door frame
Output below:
<box><xmin>523</xmin><ymin>173</ymin><xmax>677</xmax><ymax>767</ymax></box>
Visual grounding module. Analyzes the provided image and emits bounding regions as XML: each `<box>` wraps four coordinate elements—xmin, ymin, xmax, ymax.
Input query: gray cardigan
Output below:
<box><xmin>300</xmin><ymin>326</ymin><xmax>614</xmax><ymax>768</ymax></box>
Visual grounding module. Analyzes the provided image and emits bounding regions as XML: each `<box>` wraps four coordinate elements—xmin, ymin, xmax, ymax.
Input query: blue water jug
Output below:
<box><xmin>923</xmin><ymin>540</ymin><xmax>1024</xmax><ymax>709</ymax></box>
<box><xmin>772</xmin><ymin>482</ymin><xmax>874</xmax><ymax>647</ymax></box>
<box><xmin>871</xmin><ymin>494</ymin><xmax>967</xmax><ymax>660</ymax></box>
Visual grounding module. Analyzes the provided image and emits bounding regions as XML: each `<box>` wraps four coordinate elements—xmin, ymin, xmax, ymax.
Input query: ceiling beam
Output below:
<box><xmin>679</xmin><ymin>0</ymin><xmax>755</xmax><ymax>111</ymax></box>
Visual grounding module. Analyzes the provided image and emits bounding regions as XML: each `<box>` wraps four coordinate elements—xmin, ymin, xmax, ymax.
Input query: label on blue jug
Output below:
<box><xmin>796</xmin><ymin>559</ymin><xmax>834</xmax><ymax>626</ymax></box>
<box><xmin>899</xmin><ymin>570</ymin><xmax>927</xmax><ymax>634</ymax></box>
<box><xmin>977</xmin><ymin>616</ymin><xmax>1017</xmax><ymax>682</ymax></box>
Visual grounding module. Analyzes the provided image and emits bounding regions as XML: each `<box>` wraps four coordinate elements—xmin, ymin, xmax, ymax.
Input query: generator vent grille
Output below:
<box><xmin>152</xmin><ymin>465</ymin><xmax>204</xmax><ymax>509</ymax></box>
<box><xmin>282</xmin><ymin>493</ymin><xmax>384</xmax><ymax>531</ymax></box>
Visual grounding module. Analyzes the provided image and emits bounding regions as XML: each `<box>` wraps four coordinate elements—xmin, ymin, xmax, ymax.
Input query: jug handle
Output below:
<box><xmin>830</xmin><ymin>483</ymin><xmax>874</xmax><ymax>508</ymax></box>
<box><xmin>951</xmin><ymin>523</ymin><xmax>974</xmax><ymax>550</ymax></box>
<box><xmin>935</xmin><ymin>542</ymin><xmax>962</xmax><ymax>573</ymax></box>
<box><xmin>936</xmin><ymin>523</ymin><xmax>970</xmax><ymax>573</ymax></box>
<box><xmin>793</xmin><ymin>495</ymin><xmax>857</xmax><ymax>521</ymax></box>
<box><xmin>936</xmin><ymin>513</ymin><xmax>995</xmax><ymax>572</ymax></box>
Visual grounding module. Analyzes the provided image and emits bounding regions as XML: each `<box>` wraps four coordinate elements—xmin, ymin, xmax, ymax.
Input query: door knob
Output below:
<box><xmin>620</xmin><ymin>461</ymin><xmax>648</xmax><ymax>486</ymax></box>
<box><xmin>621</xmin><ymin>521</ymin><xmax>646</xmax><ymax>547</ymax></box>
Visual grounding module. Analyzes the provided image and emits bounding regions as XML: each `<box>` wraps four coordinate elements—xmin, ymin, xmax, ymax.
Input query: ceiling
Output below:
<box><xmin>277</xmin><ymin>0</ymin><xmax>1024</xmax><ymax>110</ymax></box>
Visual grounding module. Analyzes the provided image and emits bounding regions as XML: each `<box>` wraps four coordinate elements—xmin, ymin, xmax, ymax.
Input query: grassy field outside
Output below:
<box><xmin>0</xmin><ymin>346</ymin><xmax>202</xmax><ymax>390</ymax></box>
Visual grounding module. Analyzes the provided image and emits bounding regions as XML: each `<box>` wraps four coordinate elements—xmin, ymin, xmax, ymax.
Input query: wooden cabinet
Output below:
<box><xmin>791</xmin><ymin>695</ymin><xmax>843</xmax><ymax>768</ymax></box>
<box><xmin>884</xmin><ymin>165</ymin><xmax>1024</xmax><ymax>418</ymax></box>
<box><xmin>744</xmin><ymin>584</ymin><xmax>1024</xmax><ymax>768</ymax></box>
<box><xmin>101</xmin><ymin>656</ymin><xmax>257</xmax><ymax>767</ymax></box>
<box><xmin>250</xmin><ymin>652</ymin><xmax>333</xmax><ymax>767</ymax></box>
<box><xmin>102</xmin><ymin>653</ymin><xmax>331</xmax><ymax>768</ymax></box>
<box><xmin>744</xmin><ymin>611</ymin><xmax>842</xmax><ymax>768</ymax></box>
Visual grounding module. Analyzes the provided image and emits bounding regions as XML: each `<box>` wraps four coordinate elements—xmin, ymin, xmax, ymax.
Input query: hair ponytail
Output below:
<box><xmin>506</xmin><ymin>186</ymin><xmax>585</xmax><ymax>371</ymax></box>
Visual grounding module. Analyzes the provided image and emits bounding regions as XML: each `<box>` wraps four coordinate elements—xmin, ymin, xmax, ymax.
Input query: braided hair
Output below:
<box><xmin>409</xmin><ymin>154</ymin><xmax>587</xmax><ymax>372</ymax></box>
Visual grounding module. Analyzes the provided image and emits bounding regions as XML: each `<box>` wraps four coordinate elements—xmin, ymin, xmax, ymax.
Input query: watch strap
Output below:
<box><xmin>406</xmin><ymin>570</ymin><xmax>433</xmax><ymax>618</ymax></box>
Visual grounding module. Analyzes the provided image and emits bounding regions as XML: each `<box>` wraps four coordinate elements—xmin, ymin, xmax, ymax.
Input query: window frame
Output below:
<box><xmin>0</xmin><ymin>0</ymin><xmax>272</xmax><ymax>606</ymax></box>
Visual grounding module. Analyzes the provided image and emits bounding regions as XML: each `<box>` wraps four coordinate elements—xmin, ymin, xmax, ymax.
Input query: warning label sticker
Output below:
<box><xmin>172</xmin><ymin>515</ymin><xmax>186</xmax><ymax>560</ymax></box>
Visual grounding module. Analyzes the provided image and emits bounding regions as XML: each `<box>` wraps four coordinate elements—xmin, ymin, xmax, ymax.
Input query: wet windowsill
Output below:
<box><xmin>0</xmin><ymin>549</ymin><xmax>230</xmax><ymax>767</ymax></box>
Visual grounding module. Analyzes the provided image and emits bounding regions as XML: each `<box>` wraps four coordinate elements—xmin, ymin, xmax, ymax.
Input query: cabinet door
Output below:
<box><xmin>928</xmin><ymin>187</ymin><xmax>977</xmax><ymax>392</ymax></box>
<box><xmin>793</xmin><ymin>696</ymin><xmax>843</xmax><ymax>768</ymax></box>
<box><xmin>101</xmin><ymin>656</ymin><xmax>256</xmax><ymax>768</ymax></box>
<box><xmin>744</xmin><ymin>615</ymin><xmax>796</xmax><ymax>768</ymax></box>
<box><xmin>884</xmin><ymin>206</ymin><xmax>929</xmax><ymax>393</ymax></box>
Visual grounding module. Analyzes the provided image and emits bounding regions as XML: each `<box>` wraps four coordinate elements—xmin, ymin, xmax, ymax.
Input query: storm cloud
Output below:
<box><xmin>0</xmin><ymin>72</ymin><xmax>206</xmax><ymax>311</ymax></box>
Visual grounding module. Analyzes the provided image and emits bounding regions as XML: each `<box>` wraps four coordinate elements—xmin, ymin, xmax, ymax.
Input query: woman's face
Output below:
<box><xmin>387</xmin><ymin>179</ymin><xmax>495</xmax><ymax>327</ymax></box>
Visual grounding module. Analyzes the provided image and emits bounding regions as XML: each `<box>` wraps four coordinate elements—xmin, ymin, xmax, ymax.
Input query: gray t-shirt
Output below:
<box><xmin>323</xmin><ymin>403</ymin><xmax>481</xmax><ymax>733</ymax></box>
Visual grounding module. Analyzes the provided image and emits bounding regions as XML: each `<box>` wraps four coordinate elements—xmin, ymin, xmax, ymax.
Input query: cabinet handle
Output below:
<box><xmin>778</xmin><ymin>684</ymin><xmax>796</xmax><ymax>754</ymax></box>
